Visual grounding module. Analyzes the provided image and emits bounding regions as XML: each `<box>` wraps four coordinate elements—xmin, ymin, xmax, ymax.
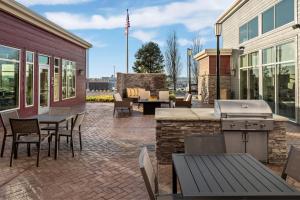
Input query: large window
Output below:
<box><xmin>0</xmin><ymin>45</ymin><xmax>20</xmax><ymax>111</ymax></box>
<box><xmin>275</xmin><ymin>0</ymin><xmax>294</xmax><ymax>28</ymax></box>
<box><xmin>239</xmin><ymin>52</ymin><xmax>259</xmax><ymax>100</ymax></box>
<box><xmin>25</xmin><ymin>52</ymin><xmax>34</xmax><ymax>107</ymax></box>
<box><xmin>262</xmin><ymin>0</ymin><xmax>294</xmax><ymax>34</ymax></box>
<box><xmin>239</xmin><ymin>17</ymin><xmax>258</xmax><ymax>43</ymax></box>
<box><xmin>262</xmin><ymin>7</ymin><xmax>274</xmax><ymax>34</ymax></box>
<box><xmin>262</xmin><ymin>42</ymin><xmax>295</xmax><ymax>120</ymax></box>
<box><xmin>62</xmin><ymin>59</ymin><xmax>76</xmax><ymax>99</ymax></box>
<box><xmin>54</xmin><ymin>58</ymin><xmax>60</xmax><ymax>102</ymax></box>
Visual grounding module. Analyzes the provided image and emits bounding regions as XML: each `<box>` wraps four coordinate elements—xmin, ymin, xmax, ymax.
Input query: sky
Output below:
<box><xmin>17</xmin><ymin>0</ymin><xmax>234</xmax><ymax>78</ymax></box>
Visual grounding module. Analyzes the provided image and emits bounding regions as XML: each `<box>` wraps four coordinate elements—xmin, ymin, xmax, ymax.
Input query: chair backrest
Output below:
<box><xmin>9</xmin><ymin>118</ymin><xmax>40</xmax><ymax>137</ymax></box>
<box><xmin>113</xmin><ymin>93</ymin><xmax>123</xmax><ymax>102</ymax></box>
<box><xmin>184</xmin><ymin>94</ymin><xmax>192</xmax><ymax>102</ymax></box>
<box><xmin>72</xmin><ymin>112</ymin><xmax>86</xmax><ymax>131</ymax></box>
<box><xmin>138</xmin><ymin>88</ymin><xmax>146</xmax><ymax>96</ymax></box>
<box><xmin>139</xmin><ymin>91</ymin><xmax>151</xmax><ymax>100</ymax></box>
<box><xmin>159</xmin><ymin>91</ymin><xmax>169</xmax><ymax>100</ymax></box>
<box><xmin>185</xmin><ymin>135</ymin><xmax>226</xmax><ymax>155</ymax></box>
<box><xmin>139</xmin><ymin>147</ymin><xmax>157</xmax><ymax>200</ymax></box>
<box><xmin>0</xmin><ymin>110</ymin><xmax>19</xmax><ymax>132</ymax></box>
<box><xmin>282</xmin><ymin>146</ymin><xmax>300</xmax><ymax>182</ymax></box>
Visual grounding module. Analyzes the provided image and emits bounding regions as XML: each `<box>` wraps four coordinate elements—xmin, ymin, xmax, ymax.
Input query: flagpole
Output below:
<box><xmin>126</xmin><ymin>9</ymin><xmax>129</xmax><ymax>74</ymax></box>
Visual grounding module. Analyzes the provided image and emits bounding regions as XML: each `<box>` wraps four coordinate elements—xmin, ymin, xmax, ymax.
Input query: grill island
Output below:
<box><xmin>215</xmin><ymin>100</ymin><xmax>274</xmax><ymax>162</ymax></box>
<box><xmin>155</xmin><ymin>100</ymin><xmax>288</xmax><ymax>165</ymax></box>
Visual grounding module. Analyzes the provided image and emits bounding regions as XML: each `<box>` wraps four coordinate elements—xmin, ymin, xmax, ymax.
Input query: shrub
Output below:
<box><xmin>86</xmin><ymin>95</ymin><xmax>114</xmax><ymax>102</ymax></box>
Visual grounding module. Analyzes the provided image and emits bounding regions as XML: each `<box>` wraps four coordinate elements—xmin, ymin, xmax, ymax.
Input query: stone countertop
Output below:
<box><xmin>155</xmin><ymin>108</ymin><xmax>289</xmax><ymax>122</ymax></box>
<box><xmin>155</xmin><ymin>108</ymin><xmax>219</xmax><ymax>121</ymax></box>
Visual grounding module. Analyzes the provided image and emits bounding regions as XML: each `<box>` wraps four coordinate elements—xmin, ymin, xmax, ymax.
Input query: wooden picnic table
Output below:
<box><xmin>172</xmin><ymin>153</ymin><xmax>300</xmax><ymax>199</ymax></box>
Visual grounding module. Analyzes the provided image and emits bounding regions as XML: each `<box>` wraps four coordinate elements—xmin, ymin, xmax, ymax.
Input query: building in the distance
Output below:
<box><xmin>87</xmin><ymin>77</ymin><xmax>115</xmax><ymax>91</ymax></box>
<box><xmin>0</xmin><ymin>0</ymin><xmax>92</xmax><ymax>116</ymax></box>
<box><xmin>196</xmin><ymin>0</ymin><xmax>298</xmax><ymax>123</ymax></box>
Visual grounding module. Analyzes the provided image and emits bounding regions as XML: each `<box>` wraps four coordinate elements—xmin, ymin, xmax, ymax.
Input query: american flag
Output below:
<box><xmin>125</xmin><ymin>9</ymin><xmax>130</xmax><ymax>35</ymax></box>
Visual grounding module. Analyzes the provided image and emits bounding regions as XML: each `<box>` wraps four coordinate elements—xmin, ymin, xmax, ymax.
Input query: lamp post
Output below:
<box><xmin>187</xmin><ymin>48</ymin><xmax>192</xmax><ymax>94</ymax></box>
<box><xmin>215</xmin><ymin>22</ymin><xmax>222</xmax><ymax>100</ymax></box>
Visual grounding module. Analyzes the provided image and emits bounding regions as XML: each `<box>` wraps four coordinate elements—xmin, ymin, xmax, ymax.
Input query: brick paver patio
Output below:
<box><xmin>0</xmin><ymin>103</ymin><xmax>299</xmax><ymax>199</ymax></box>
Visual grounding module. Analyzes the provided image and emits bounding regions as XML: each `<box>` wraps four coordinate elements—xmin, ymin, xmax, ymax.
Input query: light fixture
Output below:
<box><xmin>239</xmin><ymin>46</ymin><xmax>245</xmax><ymax>50</ymax></box>
<box><xmin>78</xmin><ymin>69</ymin><xmax>85</xmax><ymax>76</ymax></box>
<box><xmin>215</xmin><ymin>23</ymin><xmax>222</xmax><ymax>36</ymax></box>
<box><xmin>292</xmin><ymin>24</ymin><xmax>300</xmax><ymax>29</ymax></box>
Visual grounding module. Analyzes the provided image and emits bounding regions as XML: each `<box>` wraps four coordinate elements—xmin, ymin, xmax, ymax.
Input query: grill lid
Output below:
<box><xmin>215</xmin><ymin>100</ymin><xmax>273</xmax><ymax>118</ymax></box>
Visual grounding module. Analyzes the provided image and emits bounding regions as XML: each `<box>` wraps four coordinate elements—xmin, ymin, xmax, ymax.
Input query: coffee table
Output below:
<box><xmin>138</xmin><ymin>99</ymin><xmax>170</xmax><ymax>115</ymax></box>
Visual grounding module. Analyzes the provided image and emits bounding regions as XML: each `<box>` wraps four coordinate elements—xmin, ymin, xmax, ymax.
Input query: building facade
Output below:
<box><xmin>0</xmin><ymin>0</ymin><xmax>92</xmax><ymax>117</ymax></box>
<box><xmin>217</xmin><ymin>0</ymin><xmax>299</xmax><ymax>122</ymax></box>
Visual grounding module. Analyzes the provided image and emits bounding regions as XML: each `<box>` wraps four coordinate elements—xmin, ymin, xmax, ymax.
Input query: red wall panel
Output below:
<box><xmin>0</xmin><ymin>11</ymin><xmax>87</xmax><ymax>117</ymax></box>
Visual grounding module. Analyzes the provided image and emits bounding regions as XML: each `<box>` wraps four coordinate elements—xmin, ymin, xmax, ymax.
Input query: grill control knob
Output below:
<box><xmin>230</xmin><ymin>124</ymin><xmax>236</xmax><ymax>127</ymax></box>
<box><xmin>260</xmin><ymin>124</ymin><xmax>266</xmax><ymax>128</ymax></box>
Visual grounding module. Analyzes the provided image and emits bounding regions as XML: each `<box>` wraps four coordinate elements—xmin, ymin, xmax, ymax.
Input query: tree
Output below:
<box><xmin>165</xmin><ymin>31</ymin><xmax>182</xmax><ymax>91</ymax></box>
<box><xmin>191</xmin><ymin>37</ymin><xmax>203</xmax><ymax>84</ymax></box>
<box><xmin>132</xmin><ymin>42</ymin><xmax>164</xmax><ymax>73</ymax></box>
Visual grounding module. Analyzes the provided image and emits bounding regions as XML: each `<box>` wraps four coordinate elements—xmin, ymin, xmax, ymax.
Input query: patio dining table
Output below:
<box><xmin>31</xmin><ymin>113</ymin><xmax>75</xmax><ymax>160</ymax></box>
<box><xmin>172</xmin><ymin>153</ymin><xmax>300</xmax><ymax>199</ymax></box>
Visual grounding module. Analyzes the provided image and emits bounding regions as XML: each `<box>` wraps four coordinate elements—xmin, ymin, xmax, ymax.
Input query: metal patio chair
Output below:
<box><xmin>139</xmin><ymin>147</ymin><xmax>182</xmax><ymax>200</ymax></box>
<box><xmin>0</xmin><ymin>110</ymin><xmax>21</xmax><ymax>157</ymax></box>
<box><xmin>174</xmin><ymin>94</ymin><xmax>192</xmax><ymax>108</ymax></box>
<box><xmin>159</xmin><ymin>91</ymin><xmax>171</xmax><ymax>108</ymax></box>
<box><xmin>281</xmin><ymin>145</ymin><xmax>300</xmax><ymax>182</ymax></box>
<box><xmin>113</xmin><ymin>93</ymin><xmax>133</xmax><ymax>117</ymax></box>
<box><xmin>56</xmin><ymin>112</ymin><xmax>86</xmax><ymax>157</ymax></box>
<box><xmin>184</xmin><ymin>135</ymin><xmax>226</xmax><ymax>155</ymax></box>
<box><xmin>9</xmin><ymin>118</ymin><xmax>51</xmax><ymax>167</ymax></box>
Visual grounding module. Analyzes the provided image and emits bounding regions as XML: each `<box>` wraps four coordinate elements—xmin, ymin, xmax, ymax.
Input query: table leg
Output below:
<box><xmin>172</xmin><ymin>162</ymin><xmax>177</xmax><ymax>194</ymax></box>
<box><xmin>54</xmin><ymin>123</ymin><xmax>59</xmax><ymax>160</ymax></box>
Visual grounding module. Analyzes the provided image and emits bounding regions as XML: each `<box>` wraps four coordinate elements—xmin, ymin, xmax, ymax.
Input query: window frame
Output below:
<box><xmin>53</xmin><ymin>57</ymin><xmax>60</xmax><ymax>102</ymax></box>
<box><xmin>239</xmin><ymin>16</ymin><xmax>259</xmax><ymax>44</ymax></box>
<box><xmin>25</xmin><ymin>51</ymin><xmax>35</xmax><ymax>107</ymax></box>
<box><xmin>62</xmin><ymin>59</ymin><xmax>76</xmax><ymax>100</ymax></box>
<box><xmin>0</xmin><ymin>44</ymin><xmax>21</xmax><ymax>112</ymax></box>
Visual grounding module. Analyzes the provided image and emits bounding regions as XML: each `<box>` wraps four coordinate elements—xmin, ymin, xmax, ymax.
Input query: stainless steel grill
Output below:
<box><xmin>215</xmin><ymin>100</ymin><xmax>274</xmax><ymax>162</ymax></box>
<box><xmin>215</xmin><ymin>100</ymin><xmax>274</xmax><ymax>131</ymax></box>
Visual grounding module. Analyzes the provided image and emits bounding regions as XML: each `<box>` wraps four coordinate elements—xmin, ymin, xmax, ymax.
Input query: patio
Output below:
<box><xmin>0</xmin><ymin>103</ymin><xmax>300</xmax><ymax>199</ymax></box>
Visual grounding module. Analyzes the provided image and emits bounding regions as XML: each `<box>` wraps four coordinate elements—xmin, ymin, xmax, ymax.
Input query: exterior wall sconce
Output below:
<box><xmin>78</xmin><ymin>69</ymin><xmax>85</xmax><ymax>76</ymax></box>
<box><xmin>231</xmin><ymin>68</ymin><xmax>236</xmax><ymax>76</ymax></box>
<box><xmin>292</xmin><ymin>24</ymin><xmax>300</xmax><ymax>29</ymax></box>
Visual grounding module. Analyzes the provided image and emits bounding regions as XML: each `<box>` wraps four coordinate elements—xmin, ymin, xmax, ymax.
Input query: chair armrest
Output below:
<box><xmin>115</xmin><ymin>101</ymin><xmax>132</xmax><ymax>108</ymax></box>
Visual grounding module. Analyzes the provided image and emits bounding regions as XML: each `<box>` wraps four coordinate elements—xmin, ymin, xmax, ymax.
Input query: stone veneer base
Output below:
<box><xmin>156</xmin><ymin>120</ymin><xmax>287</xmax><ymax>165</ymax></box>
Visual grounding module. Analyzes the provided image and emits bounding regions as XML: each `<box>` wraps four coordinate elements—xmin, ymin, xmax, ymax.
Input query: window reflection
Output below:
<box><xmin>62</xmin><ymin>60</ymin><xmax>76</xmax><ymax>99</ymax></box>
<box><xmin>0</xmin><ymin>46</ymin><xmax>19</xmax><ymax>111</ymax></box>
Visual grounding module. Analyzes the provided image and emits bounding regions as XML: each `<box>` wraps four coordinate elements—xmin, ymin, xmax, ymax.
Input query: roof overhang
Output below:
<box><xmin>216</xmin><ymin>0</ymin><xmax>248</xmax><ymax>24</ymax></box>
<box><xmin>194</xmin><ymin>49</ymin><xmax>232</xmax><ymax>61</ymax></box>
<box><xmin>0</xmin><ymin>0</ymin><xmax>92</xmax><ymax>49</ymax></box>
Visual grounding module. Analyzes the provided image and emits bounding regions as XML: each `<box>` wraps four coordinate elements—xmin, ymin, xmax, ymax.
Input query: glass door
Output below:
<box><xmin>38</xmin><ymin>55</ymin><xmax>50</xmax><ymax>114</ymax></box>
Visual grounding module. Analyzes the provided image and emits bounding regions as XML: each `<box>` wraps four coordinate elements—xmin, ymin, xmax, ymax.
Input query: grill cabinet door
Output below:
<box><xmin>223</xmin><ymin>132</ymin><xmax>245</xmax><ymax>153</ymax></box>
<box><xmin>246</xmin><ymin>132</ymin><xmax>268</xmax><ymax>162</ymax></box>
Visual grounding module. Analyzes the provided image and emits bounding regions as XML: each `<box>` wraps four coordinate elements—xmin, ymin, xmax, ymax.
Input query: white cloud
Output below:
<box><xmin>44</xmin><ymin>0</ymin><xmax>233</xmax><ymax>31</ymax></box>
<box><xmin>17</xmin><ymin>0</ymin><xmax>92</xmax><ymax>6</ymax></box>
<box><xmin>131</xmin><ymin>30</ymin><xmax>157</xmax><ymax>43</ymax></box>
<box><xmin>178</xmin><ymin>38</ymin><xmax>193</xmax><ymax>46</ymax></box>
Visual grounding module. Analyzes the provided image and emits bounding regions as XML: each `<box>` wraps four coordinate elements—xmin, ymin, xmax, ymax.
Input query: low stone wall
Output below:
<box><xmin>156</xmin><ymin>120</ymin><xmax>221</xmax><ymax>164</ymax></box>
<box><xmin>268</xmin><ymin>121</ymin><xmax>288</xmax><ymax>164</ymax></box>
<box><xmin>116</xmin><ymin>73</ymin><xmax>167</xmax><ymax>97</ymax></box>
<box><xmin>156</xmin><ymin>120</ymin><xmax>287</xmax><ymax>165</ymax></box>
